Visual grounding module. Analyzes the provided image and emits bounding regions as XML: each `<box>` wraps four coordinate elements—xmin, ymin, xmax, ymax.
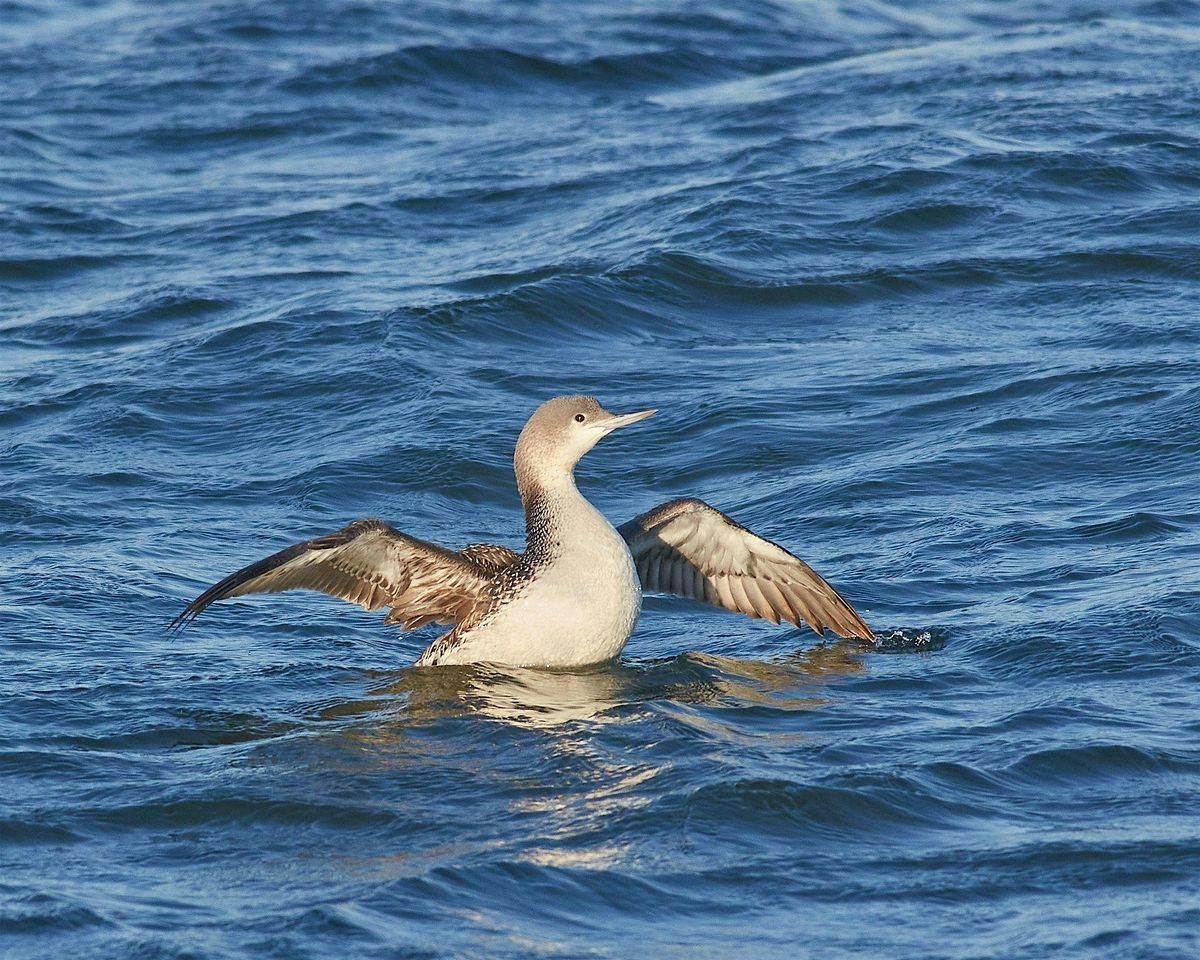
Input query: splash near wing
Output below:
<box><xmin>171</xmin><ymin>519</ymin><xmax>497</xmax><ymax>632</ymax></box>
<box><xmin>618</xmin><ymin>499</ymin><xmax>873</xmax><ymax>641</ymax></box>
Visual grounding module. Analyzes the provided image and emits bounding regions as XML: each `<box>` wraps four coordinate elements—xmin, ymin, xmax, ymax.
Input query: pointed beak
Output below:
<box><xmin>595</xmin><ymin>408</ymin><xmax>656</xmax><ymax>432</ymax></box>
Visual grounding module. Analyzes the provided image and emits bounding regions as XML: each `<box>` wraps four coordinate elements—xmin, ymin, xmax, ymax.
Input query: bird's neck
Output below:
<box><xmin>517</xmin><ymin>466</ymin><xmax>603</xmax><ymax>561</ymax></box>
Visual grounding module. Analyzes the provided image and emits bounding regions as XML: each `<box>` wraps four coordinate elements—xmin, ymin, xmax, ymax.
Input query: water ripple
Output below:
<box><xmin>2</xmin><ymin>1</ymin><xmax>1199</xmax><ymax>958</ymax></box>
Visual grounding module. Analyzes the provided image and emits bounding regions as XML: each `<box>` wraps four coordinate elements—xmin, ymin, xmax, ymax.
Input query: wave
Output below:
<box><xmin>282</xmin><ymin>44</ymin><xmax>790</xmax><ymax>98</ymax></box>
<box><xmin>4</xmin><ymin>1</ymin><xmax>1200</xmax><ymax>957</ymax></box>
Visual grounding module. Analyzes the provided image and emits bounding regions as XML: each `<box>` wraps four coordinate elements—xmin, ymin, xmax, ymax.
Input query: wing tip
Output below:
<box><xmin>164</xmin><ymin>528</ymin><xmax>335</xmax><ymax>634</ymax></box>
<box><xmin>167</xmin><ymin>612</ymin><xmax>201</xmax><ymax>633</ymax></box>
<box><xmin>832</xmin><ymin>611</ymin><xmax>875</xmax><ymax>644</ymax></box>
<box><xmin>167</xmin><ymin>581</ymin><xmax>230</xmax><ymax>633</ymax></box>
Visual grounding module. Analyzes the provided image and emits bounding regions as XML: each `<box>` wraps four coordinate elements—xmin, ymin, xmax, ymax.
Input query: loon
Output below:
<box><xmin>171</xmin><ymin>396</ymin><xmax>873</xmax><ymax>667</ymax></box>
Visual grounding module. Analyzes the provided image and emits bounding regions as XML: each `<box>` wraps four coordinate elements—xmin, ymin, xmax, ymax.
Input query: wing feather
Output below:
<box><xmin>647</xmin><ymin>551</ymin><xmax>665</xmax><ymax>591</ymax></box>
<box><xmin>618</xmin><ymin>498</ymin><xmax>872</xmax><ymax>641</ymax></box>
<box><xmin>670</xmin><ymin>555</ymin><xmax>687</xmax><ymax>598</ymax></box>
<box><xmin>743</xmin><ymin>577</ymin><xmax>780</xmax><ymax>625</ymax></box>
<box><xmin>727</xmin><ymin>573</ymin><xmax>757</xmax><ymax>620</ymax></box>
<box><xmin>782</xmin><ymin>582</ymin><xmax>820</xmax><ymax>632</ymax></box>
<box><xmin>171</xmin><ymin>518</ymin><xmax>496</xmax><ymax>631</ymax></box>
<box><xmin>758</xmin><ymin>578</ymin><xmax>793</xmax><ymax>627</ymax></box>
<box><xmin>715</xmin><ymin>574</ymin><xmax>737</xmax><ymax>610</ymax></box>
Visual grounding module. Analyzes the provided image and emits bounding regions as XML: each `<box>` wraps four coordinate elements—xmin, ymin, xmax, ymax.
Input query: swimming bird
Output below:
<box><xmin>172</xmin><ymin>396</ymin><xmax>873</xmax><ymax>666</ymax></box>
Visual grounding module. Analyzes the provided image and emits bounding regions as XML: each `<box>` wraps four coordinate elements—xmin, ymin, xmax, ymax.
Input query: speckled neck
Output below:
<box><xmin>517</xmin><ymin>444</ymin><xmax>608</xmax><ymax>569</ymax></box>
<box><xmin>520</xmin><ymin>474</ymin><xmax>584</xmax><ymax>562</ymax></box>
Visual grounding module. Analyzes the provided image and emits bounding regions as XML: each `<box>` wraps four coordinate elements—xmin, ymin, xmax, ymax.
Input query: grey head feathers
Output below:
<box><xmin>513</xmin><ymin>395</ymin><xmax>611</xmax><ymax>501</ymax></box>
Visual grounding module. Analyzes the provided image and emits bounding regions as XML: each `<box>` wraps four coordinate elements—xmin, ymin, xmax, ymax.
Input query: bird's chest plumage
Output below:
<box><xmin>435</xmin><ymin>502</ymin><xmax>642</xmax><ymax>668</ymax></box>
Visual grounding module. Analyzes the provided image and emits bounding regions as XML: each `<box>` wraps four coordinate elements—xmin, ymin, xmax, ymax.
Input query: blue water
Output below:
<box><xmin>3</xmin><ymin>1</ymin><xmax>1199</xmax><ymax>957</ymax></box>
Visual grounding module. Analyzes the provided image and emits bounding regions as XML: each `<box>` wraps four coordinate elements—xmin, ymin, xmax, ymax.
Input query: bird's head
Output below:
<box><xmin>514</xmin><ymin>395</ymin><xmax>655</xmax><ymax>494</ymax></box>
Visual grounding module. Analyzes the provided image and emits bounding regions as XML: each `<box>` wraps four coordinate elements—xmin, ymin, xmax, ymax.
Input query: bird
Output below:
<box><xmin>171</xmin><ymin>395</ymin><xmax>873</xmax><ymax>667</ymax></box>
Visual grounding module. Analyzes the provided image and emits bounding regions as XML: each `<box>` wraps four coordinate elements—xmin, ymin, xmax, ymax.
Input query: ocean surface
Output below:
<box><xmin>2</xmin><ymin>1</ymin><xmax>1199</xmax><ymax>957</ymax></box>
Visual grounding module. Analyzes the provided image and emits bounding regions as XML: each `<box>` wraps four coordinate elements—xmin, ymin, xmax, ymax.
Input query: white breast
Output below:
<box><xmin>433</xmin><ymin>501</ymin><xmax>643</xmax><ymax>668</ymax></box>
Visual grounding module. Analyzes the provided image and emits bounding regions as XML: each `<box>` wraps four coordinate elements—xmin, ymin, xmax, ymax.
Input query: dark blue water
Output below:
<box><xmin>3</xmin><ymin>1</ymin><xmax>1199</xmax><ymax>957</ymax></box>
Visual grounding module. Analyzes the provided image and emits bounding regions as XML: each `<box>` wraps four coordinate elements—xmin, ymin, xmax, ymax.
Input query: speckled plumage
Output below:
<box><xmin>173</xmin><ymin>395</ymin><xmax>873</xmax><ymax>667</ymax></box>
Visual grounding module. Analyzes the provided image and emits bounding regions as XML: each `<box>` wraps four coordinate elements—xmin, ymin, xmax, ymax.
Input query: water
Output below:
<box><xmin>2</xmin><ymin>1</ymin><xmax>1199</xmax><ymax>957</ymax></box>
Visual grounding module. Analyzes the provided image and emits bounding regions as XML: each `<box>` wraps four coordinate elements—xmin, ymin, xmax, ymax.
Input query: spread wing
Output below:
<box><xmin>170</xmin><ymin>518</ymin><xmax>498</xmax><ymax>631</ymax></box>
<box><xmin>618</xmin><ymin>498</ymin><xmax>873</xmax><ymax>641</ymax></box>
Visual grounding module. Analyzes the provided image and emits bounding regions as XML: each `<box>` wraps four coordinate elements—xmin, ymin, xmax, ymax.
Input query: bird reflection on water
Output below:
<box><xmin>300</xmin><ymin>639</ymin><xmax>874</xmax><ymax>883</ymax></box>
<box><xmin>319</xmin><ymin>639</ymin><xmax>872</xmax><ymax>732</ymax></box>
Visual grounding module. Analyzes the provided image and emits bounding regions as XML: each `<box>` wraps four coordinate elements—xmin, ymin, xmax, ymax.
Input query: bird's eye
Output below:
<box><xmin>574</xmin><ymin>413</ymin><xmax>586</xmax><ymax>423</ymax></box>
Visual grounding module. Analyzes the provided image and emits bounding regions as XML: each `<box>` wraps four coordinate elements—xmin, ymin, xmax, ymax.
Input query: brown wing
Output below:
<box><xmin>618</xmin><ymin>498</ymin><xmax>873</xmax><ymax>641</ymax></box>
<box><xmin>170</xmin><ymin>518</ymin><xmax>496</xmax><ymax>632</ymax></box>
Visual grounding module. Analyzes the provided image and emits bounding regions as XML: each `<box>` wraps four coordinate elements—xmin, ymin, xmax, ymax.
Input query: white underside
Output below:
<box><xmin>428</xmin><ymin>500</ymin><xmax>643</xmax><ymax>668</ymax></box>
